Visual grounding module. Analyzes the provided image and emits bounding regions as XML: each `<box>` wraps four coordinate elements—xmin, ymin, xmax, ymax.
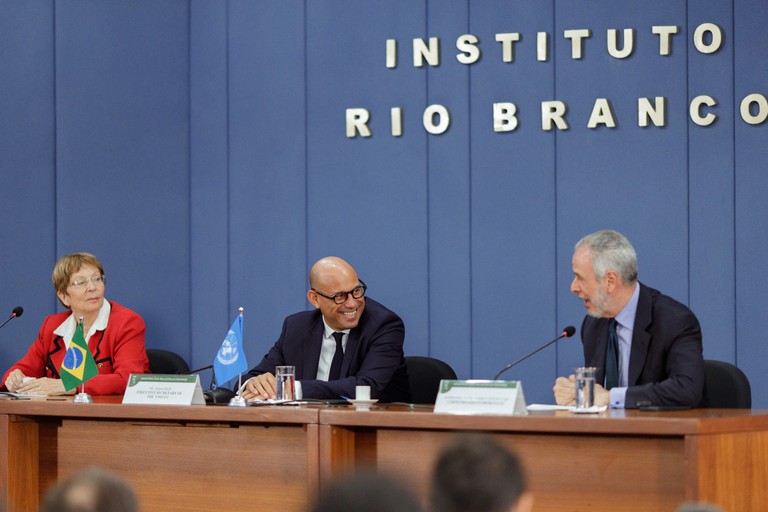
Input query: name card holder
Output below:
<box><xmin>122</xmin><ymin>374</ymin><xmax>205</xmax><ymax>406</ymax></box>
<box><xmin>433</xmin><ymin>380</ymin><xmax>527</xmax><ymax>416</ymax></box>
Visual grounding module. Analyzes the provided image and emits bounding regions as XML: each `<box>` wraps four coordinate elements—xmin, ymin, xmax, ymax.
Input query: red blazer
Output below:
<box><xmin>1</xmin><ymin>301</ymin><xmax>149</xmax><ymax>396</ymax></box>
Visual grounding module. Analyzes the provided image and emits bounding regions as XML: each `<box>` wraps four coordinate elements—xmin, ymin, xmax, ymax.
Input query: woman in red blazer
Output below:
<box><xmin>2</xmin><ymin>253</ymin><xmax>149</xmax><ymax>396</ymax></box>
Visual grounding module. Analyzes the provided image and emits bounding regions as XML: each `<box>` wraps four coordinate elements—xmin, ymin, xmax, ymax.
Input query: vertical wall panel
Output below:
<box><xmin>0</xmin><ymin>1</ymin><xmax>56</xmax><ymax>372</ymax></box>
<box><xmin>228</xmin><ymin>1</ymin><xmax>308</xmax><ymax>364</ymax></box>
<box><xmin>55</xmin><ymin>1</ymin><xmax>191</xmax><ymax>353</ymax></box>
<box><xmin>190</xmin><ymin>1</ymin><xmax>230</xmax><ymax>373</ymax></box>
<box><xmin>688</xmin><ymin>2</ymin><xmax>736</xmax><ymax>363</ymax></box>
<box><xmin>425</xmin><ymin>0</ymin><xmax>472</xmax><ymax>375</ymax></box>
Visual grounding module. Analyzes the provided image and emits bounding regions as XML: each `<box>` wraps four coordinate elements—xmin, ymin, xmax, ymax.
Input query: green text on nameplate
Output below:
<box><xmin>434</xmin><ymin>379</ymin><xmax>527</xmax><ymax>416</ymax></box>
<box><xmin>122</xmin><ymin>374</ymin><xmax>205</xmax><ymax>406</ymax></box>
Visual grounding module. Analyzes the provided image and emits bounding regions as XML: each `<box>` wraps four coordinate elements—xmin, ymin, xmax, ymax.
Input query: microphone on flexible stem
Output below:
<box><xmin>0</xmin><ymin>306</ymin><xmax>24</xmax><ymax>330</ymax></box>
<box><xmin>184</xmin><ymin>365</ymin><xmax>235</xmax><ymax>404</ymax></box>
<box><xmin>493</xmin><ymin>325</ymin><xmax>576</xmax><ymax>380</ymax></box>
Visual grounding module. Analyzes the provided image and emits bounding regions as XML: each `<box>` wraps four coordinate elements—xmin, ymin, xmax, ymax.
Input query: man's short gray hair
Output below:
<box><xmin>576</xmin><ymin>230</ymin><xmax>638</xmax><ymax>285</ymax></box>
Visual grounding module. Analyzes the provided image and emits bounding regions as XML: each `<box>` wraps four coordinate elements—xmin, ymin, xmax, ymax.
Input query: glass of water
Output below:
<box><xmin>275</xmin><ymin>365</ymin><xmax>295</xmax><ymax>401</ymax></box>
<box><xmin>574</xmin><ymin>367</ymin><xmax>596</xmax><ymax>409</ymax></box>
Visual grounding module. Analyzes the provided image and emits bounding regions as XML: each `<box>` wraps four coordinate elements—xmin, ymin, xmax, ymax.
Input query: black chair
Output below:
<box><xmin>704</xmin><ymin>359</ymin><xmax>751</xmax><ymax>408</ymax></box>
<box><xmin>146</xmin><ymin>348</ymin><xmax>190</xmax><ymax>375</ymax></box>
<box><xmin>405</xmin><ymin>356</ymin><xmax>458</xmax><ymax>404</ymax></box>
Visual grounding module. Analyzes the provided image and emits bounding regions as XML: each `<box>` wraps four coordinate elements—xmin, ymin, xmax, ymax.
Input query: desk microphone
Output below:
<box><xmin>493</xmin><ymin>325</ymin><xmax>576</xmax><ymax>380</ymax></box>
<box><xmin>0</xmin><ymin>306</ymin><xmax>23</xmax><ymax>330</ymax></box>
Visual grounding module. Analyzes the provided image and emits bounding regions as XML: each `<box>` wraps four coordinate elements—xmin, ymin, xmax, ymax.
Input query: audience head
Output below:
<box><xmin>431</xmin><ymin>434</ymin><xmax>533</xmax><ymax>512</ymax></box>
<box><xmin>312</xmin><ymin>470</ymin><xmax>422</xmax><ymax>512</ymax></box>
<box><xmin>40</xmin><ymin>467</ymin><xmax>138</xmax><ymax>512</ymax></box>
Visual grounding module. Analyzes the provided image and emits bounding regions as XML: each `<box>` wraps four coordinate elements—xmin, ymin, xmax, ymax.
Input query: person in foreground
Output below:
<box><xmin>240</xmin><ymin>256</ymin><xmax>410</xmax><ymax>402</ymax></box>
<box><xmin>431</xmin><ymin>434</ymin><xmax>533</xmax><ymax>512</ymax></box>
<box><xmin>553</xmin><ymin>230</ymin><xmax>705</xmax><ymax>409</ymax></box>
<box><xmin>40</xmin><ymin>467</ymin><xmax>139</xmax><ymax>512</ymax></box>
<box><xmin>313</xmin><ymin>470</ymin><xmax>422</xmax><ymax>512</ymax></box>
<box><xmin>2</xmin><ymin>253</ymin><xmax>149</xmax><ymax>396</ymax></box>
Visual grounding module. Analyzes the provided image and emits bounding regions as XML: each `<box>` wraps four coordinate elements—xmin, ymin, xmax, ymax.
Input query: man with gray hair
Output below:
<box><xmin>553</xmin><ymin>230</ymin><xmax>705</xmax><ymax>409</ymax></box>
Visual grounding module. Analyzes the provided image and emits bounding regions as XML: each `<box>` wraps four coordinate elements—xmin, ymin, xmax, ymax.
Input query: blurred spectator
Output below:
<box><xmin>40</xmin><ymin>467</ymin><xmax>138</xmax><ymax>512</ymax></box>
<box><xmin>431</xmin><ymin>434</ymin><xmax>533</xmax><ymax>512</ymax></box>
<box><xmin>312</xmin><ymin>470</ymin><xmax>422</xmax><ymax>512</ymax></box>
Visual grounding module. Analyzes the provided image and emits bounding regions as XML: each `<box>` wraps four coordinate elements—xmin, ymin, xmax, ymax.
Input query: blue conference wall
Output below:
<box><xmin>0</xmin><ymin>1</ymin><xmax>766</xmax><ymax>407</ymax></box>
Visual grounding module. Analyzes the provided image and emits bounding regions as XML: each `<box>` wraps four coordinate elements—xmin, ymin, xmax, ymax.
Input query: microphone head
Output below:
<box><xmin>12</xmin><ymin>306</ymin><xmax>23</xmax><ymax>318</ymax></box>
<box><xmin>562</xmin><ymin>325</ymin><xmax>576</xmax><ymax>337</ymax></box>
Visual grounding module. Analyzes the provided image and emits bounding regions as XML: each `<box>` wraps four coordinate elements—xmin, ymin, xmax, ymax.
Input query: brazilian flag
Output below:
<box><xmin>60</xmin><ymin>320</ymin><xmax>98</xmax><ymax>391</ymax></box>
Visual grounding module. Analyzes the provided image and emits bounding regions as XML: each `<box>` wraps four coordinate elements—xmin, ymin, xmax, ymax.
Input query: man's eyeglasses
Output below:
<box><xmin>312</xmin><ymin>281</ymin><xmax>367</xmax><ymax>304</ymax></box>
<box><xmin>69</xmin><ymin>275</ymin><xmax>106</xmax><ymax>289</ymax></box>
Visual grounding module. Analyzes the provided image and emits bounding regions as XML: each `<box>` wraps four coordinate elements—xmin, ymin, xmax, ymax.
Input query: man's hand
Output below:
<box><xmin>553</xmin><ymin>375</ymin><xmax>576</xmax><ymax>406</ymax></box>
<box><xmin>241</xmin><ymin>373</ymin><xmax>276</xmax><ymax>400</ymax></box>
<box><xmin>17</xmin><ymin>377</ymin><xmax>71</xmax><ymax>396</ymax></box>
<box><xmin>593</xmin><ymin>383</ymin><xmax>610</xmax><ymax>407</ymax></box>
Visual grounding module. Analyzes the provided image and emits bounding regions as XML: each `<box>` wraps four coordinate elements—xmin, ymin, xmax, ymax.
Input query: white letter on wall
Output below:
<box><xmin>346</xmin><ymin>108</ymin><xmax>372</xmax><ymax>138</ymax></box>
<box><xmin>413</xmin><ymin>37</ymin><xmax>440</xmax><ymax>67</ymax></box>
<box><xmin>638</xmin><ymin>97</ymin><xmax>666</xmax><ymax>127</ymax></box>
<box><xmin>495</xmin><ymin>33</ymin><xmax>521</xmax><ymax>63</ymax></box>
<box><xmin>564</xmin><ymin>29</ymin><xmax>591</xmax><ymax>59</ymax></box>
<box><xmin>456</xmin><ymin>34</ymin><xmax>481</xmax><ymax>64</ymax></box>
<box><xmin>607</xmin><ymin>29</ymin><xmax>634</xmax><ymax>59</ymax></box>
<box><xmin>493</xmin><ymin>103</ymin><xmax>518</xmax><ymax>132</ymax></box>
<box><xmin>391</xmin><ymin>107</ymin><xmax>403</xmax><ymax>136</ymax></box>
<box><xmin>537</xmin><ymin>32</ymin><xmax>548</xmax><ymax>61</ymax></box>
<box><xmin>740</xmin><ymin>93</ymin><xmax>768</xmax><ymax>125</ymax></box>
<box><xmin>587</xmin><ymin>98</ymin><xmax>617</xmax><ymax>128</ymax></box>
<box><xmin>690</xmin><ymin>95</ymin><xmax>718</xmax><ymax>126</ymax></box>
<box><xmin>386</xmin><ymin>39</ymin><xmax>397</xmax><ymax>68</ymax></box>
<box><xmin>423</xmin><ymin>104</ymin><xmax>450</xmax><ymax>135</ymax></box>
<box><xmin>693</xmin><ymin>23</ymin><xmax>723</xmax><ymax>54</ymax></box>
<box><xmin>652</xmin><ymin>25</ymin><xmax>679</xmax><ymax>56</ymax></box>
<box><xmin>541</xmin><ymin>101</ymin><xmax>569</xmax><ymax>131</ymax></box>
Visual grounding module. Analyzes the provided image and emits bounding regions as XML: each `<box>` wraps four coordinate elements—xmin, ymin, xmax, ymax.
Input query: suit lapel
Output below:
<box><xmin>628</xmin><ymin>284</ymin><xmax>652</xmax><ymax>385</ymax></box>
<box><xmin>341</xmin><ymin>328</ymin><xmax>360</xmax><ymax>377</ymax></box>
<box><xmin>301</xmin><ymin>319</ymin><xmax>324</xmax><ymax>379</ymax></box>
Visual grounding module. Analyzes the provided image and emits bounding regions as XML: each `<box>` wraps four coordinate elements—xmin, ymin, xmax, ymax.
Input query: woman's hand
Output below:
<box><xmin>4</xmin><ymin>369</ymin><xmax>26</xmax><ymax>392</ymax></box>
<box><xmin>17</xmin><ymin>377</ymin><xmax>72</xmax><ymax>396</ymax></box>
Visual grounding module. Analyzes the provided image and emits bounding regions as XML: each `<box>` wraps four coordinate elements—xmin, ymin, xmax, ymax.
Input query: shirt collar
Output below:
<box><xmin>53</xmin><ymin>299</ymin><xmax>111</xmax><ymax>345</ymax></box>
<box><xmin>322</xmin><ymin>318</ymin><xmax>350</xmax><ymax>339</ymax></box>
<box><xmin>614</xmin><ymin>283</ymin><xmax>640</xmax><ymax>330</ymax></box>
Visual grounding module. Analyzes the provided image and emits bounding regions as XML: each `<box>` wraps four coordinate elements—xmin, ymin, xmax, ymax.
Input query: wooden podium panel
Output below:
<box><xmin>319</xmin><ymin>407</ymin><xmax>768</xmax><ymax>512</ymax></box>
<box><xmin>0</xmin><ymin>397</ymin><xmax>320</xmax><ymax>512</ymax></box>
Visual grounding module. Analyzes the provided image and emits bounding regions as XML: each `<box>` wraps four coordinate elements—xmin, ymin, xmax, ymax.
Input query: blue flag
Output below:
<box><xmin>213</xmin><ymin>313</ymin><xmax>247</xmax><ymax>386</ymax></box>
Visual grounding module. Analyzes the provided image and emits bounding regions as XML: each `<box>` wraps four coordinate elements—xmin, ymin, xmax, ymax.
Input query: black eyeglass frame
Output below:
<box><xmin>311</xmin><ymin>280</ymin><xmax>367</xmax><ymax>304</ymax></box>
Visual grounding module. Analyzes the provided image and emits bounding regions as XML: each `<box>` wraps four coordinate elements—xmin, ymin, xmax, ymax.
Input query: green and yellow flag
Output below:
<box><xmin>60</xmin><ymin>319</ymin><xmax>98</xmax><ymax>391</ymax></box>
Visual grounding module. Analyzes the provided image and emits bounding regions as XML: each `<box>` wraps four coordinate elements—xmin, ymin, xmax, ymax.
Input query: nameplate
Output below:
<box><xmin>122</xmin><ymin>374</ymin><xmax>205</xmax><ymax>406</ymax></box>
<box><xmin>433</xmin><ymin>380</ymin><xmax>527</xmax><ymax>416</ymax></box>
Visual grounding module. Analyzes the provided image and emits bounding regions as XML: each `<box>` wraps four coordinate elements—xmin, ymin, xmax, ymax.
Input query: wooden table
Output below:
<box><xmin>319</xmin><ymin>406</ymin><xmax>768</xmax><ymax>512</ymax></box>
<box><xmin>0</xmin><ymin>397</ymin><xmax>320</xmax><ymax>512</ymax></box>
<box><xmin>3</xmin><ymin>399</ymin><xmax>767</xmax><ymax>512</ymax></box>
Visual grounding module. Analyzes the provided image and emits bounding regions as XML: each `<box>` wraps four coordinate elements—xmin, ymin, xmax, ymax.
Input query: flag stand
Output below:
<box><xmin>228</xmin><ymin>373</ymin><xmax>247</xmax><ymax>407</ymax></box>
<box><xmin>74</xmin><ymin>382</ymin><xmax>93</xmax><ymax>404</ymax></box>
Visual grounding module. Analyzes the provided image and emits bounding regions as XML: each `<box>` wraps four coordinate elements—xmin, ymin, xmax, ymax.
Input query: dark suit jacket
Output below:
<box><xmin>242</xmin><ymin>298</ymin><xmax>410</xmax><ymax>403</ymax></box>
<box><xmin>581</xmin><ymin>283</ymin><xmax>705</xmax><ymax>408</ymax></box>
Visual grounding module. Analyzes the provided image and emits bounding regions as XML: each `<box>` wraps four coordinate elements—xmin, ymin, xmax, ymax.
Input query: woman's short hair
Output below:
<box><xmin>52</xmin><ymin>253</ymin><xmax>105</xmax><ymax>308</ymax></box>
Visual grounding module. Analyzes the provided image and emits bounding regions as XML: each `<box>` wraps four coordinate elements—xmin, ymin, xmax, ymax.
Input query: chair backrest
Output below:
<box><xmin>704</xmin><ymin>359</ymin><xmax>751</xmax><ymax>408</ymax></box>
<box><xmin>146</xmin><ymin>349</ymin><xmax>190</xmax><ymax>375</ymax></box>
<box><xmin>405</xmin><ymin>356</ymin><xmax>458</xmax><ymax>404</ymax></box>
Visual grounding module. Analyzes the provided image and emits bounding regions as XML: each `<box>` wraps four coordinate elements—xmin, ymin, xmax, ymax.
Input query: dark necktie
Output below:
<box><xmin>605</xmin><ymin>319</ymin><xmax>619</xmax><ymax>390</ymax></box>
<box><xmin>328</xmin><ymin>332</ymin><xmax>344</xmax><ymax>381</ymax></box>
